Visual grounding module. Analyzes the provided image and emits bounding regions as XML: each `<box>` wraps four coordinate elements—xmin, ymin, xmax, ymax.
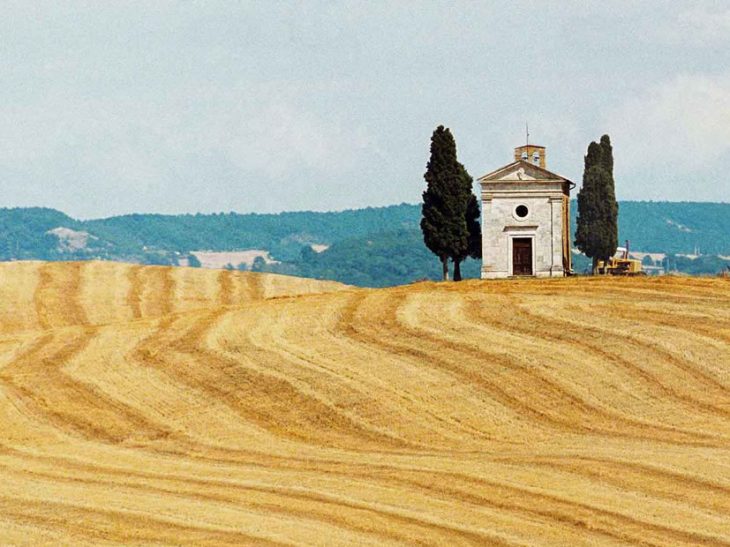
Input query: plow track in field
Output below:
<box><xmin>0</xmin><ymin>261</ymin><xmax>729</xmax><ymax>545</ymax></box>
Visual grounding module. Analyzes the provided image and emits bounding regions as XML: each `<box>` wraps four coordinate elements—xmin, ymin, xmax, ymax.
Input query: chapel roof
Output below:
<box><xmin>478</xmin><ymin>160</ymin><xmax>575</xmax><ymax>188</ymax></box>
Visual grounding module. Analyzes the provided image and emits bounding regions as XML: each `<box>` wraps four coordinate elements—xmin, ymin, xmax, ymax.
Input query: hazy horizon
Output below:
<box><xmin>2</xmin><ymin>2</ymin><xmax>729</xmax><ymax>218</ymax></box>
<box><xmin>3</xmin><ymin>198</ymin><xmax>727</xmax><ymax>223</ymax></box>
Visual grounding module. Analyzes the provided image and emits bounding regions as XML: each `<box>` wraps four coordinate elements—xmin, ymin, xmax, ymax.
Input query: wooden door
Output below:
<box><xmin>512</xmin><ymin>238</ymin><xmax>533</xmax><ymax>276</ymax></box>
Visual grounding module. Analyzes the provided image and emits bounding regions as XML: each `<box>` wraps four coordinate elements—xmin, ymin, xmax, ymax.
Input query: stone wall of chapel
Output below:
<box><xmin>562</xmin><ymin>193</ymin><xmax>572</xmax><ymax>272</ymax></box>
<box><xmin>481</xmin><ymin>197</ymin><xmax>550</xmax><ymax>276</ymax></box>
<box><xmin>480</xmin><ymin>181</ymin><xmax>566</xmax><ymax>279</ymax></box>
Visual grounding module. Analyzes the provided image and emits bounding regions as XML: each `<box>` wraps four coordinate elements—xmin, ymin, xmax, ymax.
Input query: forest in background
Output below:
<box><xmin>0</xmin><ymin>201</ymin><xmax>728</xmax><ymax>286</ymax></box>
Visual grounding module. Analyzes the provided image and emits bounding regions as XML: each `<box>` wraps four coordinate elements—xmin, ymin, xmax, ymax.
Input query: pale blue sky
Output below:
<box><xmin>1</xmin><ymin>1</ymin><xmax>728</xmax><ymax>218</ymax></box>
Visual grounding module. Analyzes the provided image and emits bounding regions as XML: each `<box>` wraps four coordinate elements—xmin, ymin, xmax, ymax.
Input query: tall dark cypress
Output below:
<box><xmin>421</xmin><ymin>126</ymin><xmax>469</xmax><ymax>281</ymax></box>
<box><xmin>574</xmin><ymin>141</ymin><xmax>601</xmax><ymax>266</ymax></box>
<box><xmin>574</xmin><ymin>135</ymin><xmax>619</xmax><ymax>273</ymax></box>
<box><xmin>599</xmin><ymin>134</ymin><xmax>614</xmax><ymax>177</ymax></box>
<box><xmin>452</xmin><ymin>164</ymin><xmax>481</xmax><ymax>281</ymax></box>
<box><xmin>599</xmin><ymin>134</ymin><xmax>619</xmax><ymax>264</ymax></box>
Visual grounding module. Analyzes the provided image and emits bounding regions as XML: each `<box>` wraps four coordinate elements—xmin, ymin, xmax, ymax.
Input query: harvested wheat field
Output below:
<box><xmin>0</xmin><ymin>261</ymin><xmax>729</xmax><ymax>545</ymax></box>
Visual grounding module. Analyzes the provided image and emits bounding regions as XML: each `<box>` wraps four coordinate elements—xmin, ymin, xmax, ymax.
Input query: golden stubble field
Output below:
<box><xmin>0</xmin><ymin>261</ymin><xmax>729</xmax><ymax>545</ymax></box>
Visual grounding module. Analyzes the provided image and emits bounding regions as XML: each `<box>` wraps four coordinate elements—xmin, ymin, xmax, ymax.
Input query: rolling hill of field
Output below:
<box><xmin>0</xmin><ymin>261</ymin><xmax>729</xmax><ymax>545</ymax></box>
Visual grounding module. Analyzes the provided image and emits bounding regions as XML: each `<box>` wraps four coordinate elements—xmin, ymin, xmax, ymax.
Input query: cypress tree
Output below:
<box><xmin>421</xmin><ymin>126</ymin><xmax>469</xmax><ymax>281</ymax></box>
<box><xmin>452</xmin><ymin>164</ymin><xmax>481</xmax><ymax>281</ymax></box>
<box><xmin>574</xmin><ymin>135</ymin><xmax>619</xmax><ymax>273</ymax></box>
<box><xmin>599</xmin><ymin>134</ymin><xmax>613</xmax><ymax>177</ymax></box>
<box><xmin>598</xmin><ymin>134</ymin><xmax>619</xmax><ymax>266</ymax></box>
<box><xmin>574</xmin><ymin>141</ymin><xmax>601</xmax><ymax>268</ymax></box>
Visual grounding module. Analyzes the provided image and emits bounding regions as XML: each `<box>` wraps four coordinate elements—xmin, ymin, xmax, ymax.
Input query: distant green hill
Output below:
<box><xmin>0</xmin><ymin>201</ymin><xmax>727</xmax><ymax>286</ymax></box>
<box><xmin>573</xmin><ymin>201</ymin><xmax>730</xmax><ymax>255</ymax></box>
<box><xmin>272</xmin><ymin>228</ymin><xmax>481</xmax><ymax>287</ymax></box>
<box><xmin>0</xmin><ymin>208</ymin><xmax>79</xmax><ymax>260</ymax></box>
<box><xmin>83</xmin><ymin>204</ymin><xmax>419</xmax><ymax>261</ymax></box>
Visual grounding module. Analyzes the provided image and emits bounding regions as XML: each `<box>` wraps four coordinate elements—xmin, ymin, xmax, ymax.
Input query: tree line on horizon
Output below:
<box><xmin>1</xmin><ymin>178</ymin><xmax>729</xmax><ymax>285</ymax></box>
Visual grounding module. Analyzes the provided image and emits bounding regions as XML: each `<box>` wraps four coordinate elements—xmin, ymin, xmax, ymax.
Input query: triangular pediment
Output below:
<box><xmin>478</xmin><ymin>160</ymin><xmax>570</xmax><ymax>183</ymax></box>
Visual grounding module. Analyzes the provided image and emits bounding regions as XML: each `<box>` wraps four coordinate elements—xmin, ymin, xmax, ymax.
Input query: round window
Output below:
<box><xmin>515</xmin><ymin>205</ymin><xmax>529</xmax><ymax>218</ymax></box>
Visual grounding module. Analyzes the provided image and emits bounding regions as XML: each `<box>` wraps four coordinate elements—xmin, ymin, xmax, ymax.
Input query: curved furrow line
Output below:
<box><xmin>220</xmin><ymin>291</ymin><xmax>497</xmax><ymax>447</ymax></box>
<box><xmin>127</xmin><ymin>306</ymin><xmax>414</xmax><ymax>450</ymax></box>
<box><xmin>602</xmin><ymin>303</ymin><xmax>730</xmax><ymax>345</ymax></box>
<box><xmin>581</xmin><ymin>302</ymin><xmax>730</xmax><ymax>389</ymax></box>
<box><xmin>3</xmin><ymin>262</ymin><xmax>348</xmax><ymax>333</ymax></box>
<box><xmin>158</xmin><ymin>265</ymin><xmax>176</xmax><ymax>317</ymax></box>
<box><xmin>0</xmin><ymin>444</ymin><xmax>667</xmax><ymax>546</ymax></box>
<box><xmin>0</xmin><ymin>461</ymin><xmax>512</xmax><ymax>546</ymax></box>
<box><xmin>3</xmin><ymin>429</ymin><xmax>727</xmax><ymax>545</ymax></box>
<box><xmin>495</xmin><ymin>455</ymin><xmax>730</xmax><ymax>516</ymax></box>
<box><xmin>136</xmin><ymin>266</ymin><xmax>176</xmax><ymax>319</ymax></box>
<box><xmin>613</xmin><ymin>280</ymin><xmax>730</xmax><ymax>301</ymax></box>
<box><xmin>339</xmin><ymin>290</ymin><xmax>720</xmax><ymax>446</ymax></box>
<box><xmin>431</xmin><ymin>470</ymin><xmax>730</xmax><ymax>545</ymax></box>
<box><xmin>217</xmin><ymin>269</ymin><xmax>236</xmax><ymax>307</ymax></box>
<box><xmin>251</xmin><ymin>459</ymin><xmax>730</xmax><ymax>545</ymax></box>
<box><xmin>184</xmin><ymin>305</ymin><xmax>420</xmax><ymax>450</ymax></box>
<box><xmin>470</xmin><ymin>295</ymin><xmax>721</xmax><ymax>398</ymax></box>
<box><xmin>335</xmin><ymin>292</ymin><xmax>562</xmax><ymax>446</ymax></box>
<box><xmin>491</xmin><ymin>297</ymin><xmax>730</xmax><ymax>421</ymax></box>
<box><xmin>7</xmin><ymin>428</ymin><xmax>729</xmax><ymax>545</ymax></box>
<box><xmin>0</xmin><ymin>496</ymin><xmax>284</xmax><ymax>546</ymax></box>
<box><xmin>360</xmin><ymin>467</ymin><xmax>729</xmax><ymax>546</ymax></box>
<box><xmin>0</xmin><ymin>326</ymin><xmax>172</xmax><ymax>444</ymax></box>
<box><xmin>569</xmin><ymin>284</ymin><xmax>728</xmax><ymax>305</ymax></box>
<box><xmin>247</xmin><ymin>271</ymin><xmax>265</xmax><ymax>300</ymax></box>
<box><xmin>427</xmin><ymin>291</ymin><xmax>730</xmax><ymax>444</ymax></box>
<box><xmin>462</xmin><ymin>296</ymin><xmax>730</xmax><ymax>442</ymax></box>
<box><xmin>126</xmin><ymin>264</ymin><xmax>143</xmax><ymax>320</ymax></box>
<box><xmin>565</xmin><ymin>276</ymin><xmax>730</xmax><ymax>298</ymax></box>
<box><xmin>154</xmin><ymin>438</ymin><xmax>730</xmax><ymax>522</ymax></box>
<box><xmin>421</xmin><ymin>293</ymin><xmax>730</xmax><ymax>444</ymax></box>
<box><xmin>334</xmin><ymin>290</ymin><xmax>610</xmax><ymax>440</ymax></box>
<box><xmin>1</xmin><ymin>436</ymin><xmax>515</xmax><ymax>502</ymax></box>
<box><xmin>548</xmin><ymin>294</ymin><xmax>730</xmax><ymax>373</ymax></box>
<box><xmin>169</xmin><ymin>447</ymin><xmax>730</xmax><ymax>546</ymax></box>
<box><xmin>33</xmin><ymin>262</ymin><xmax>89</xmax><ymax>330</ymax></box>
<box><xmin>513</xmin><ymin>285</ymin><xmax>723</xmax><ymax>324</ymax></box>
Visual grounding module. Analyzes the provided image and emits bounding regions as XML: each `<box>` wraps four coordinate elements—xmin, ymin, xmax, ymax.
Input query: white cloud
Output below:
<box><xmin>643</xmin><ymin>4</ymin><xmax>730</xmax><ymax>47</ymax></box>
<box><xmin>606</xmin><ymin>74</ymin><xmax>730</xmax><ymax>173</ymax></box>
<box><xmin>223</xmin><ymin>101</ymin><xmax>374</xmax><ymax>179</ymax></box>
<box><xmin>677</xmin><ymin>6</ymin><xmax>730</xmax><ymax>44</ymax></box>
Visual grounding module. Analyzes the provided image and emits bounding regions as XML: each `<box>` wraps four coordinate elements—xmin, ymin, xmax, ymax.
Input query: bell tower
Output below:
<box><xmin>513</xmin><ymin>145</ymin><xmax>546</xmax><ymax>168</ymax></box>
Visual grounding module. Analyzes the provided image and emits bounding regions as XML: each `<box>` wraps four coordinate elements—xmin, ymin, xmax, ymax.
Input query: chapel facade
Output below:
<box><xmin>478</xmin><ymin>145</ymin><xmax>574</xmax><ymax>279</ymax></box>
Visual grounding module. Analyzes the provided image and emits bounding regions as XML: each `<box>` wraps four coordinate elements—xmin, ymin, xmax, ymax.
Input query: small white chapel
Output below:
<box><xmin>477</xmin><ymin>145</ymin><xmax>574</xmax><ymax>278</ymax></box>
